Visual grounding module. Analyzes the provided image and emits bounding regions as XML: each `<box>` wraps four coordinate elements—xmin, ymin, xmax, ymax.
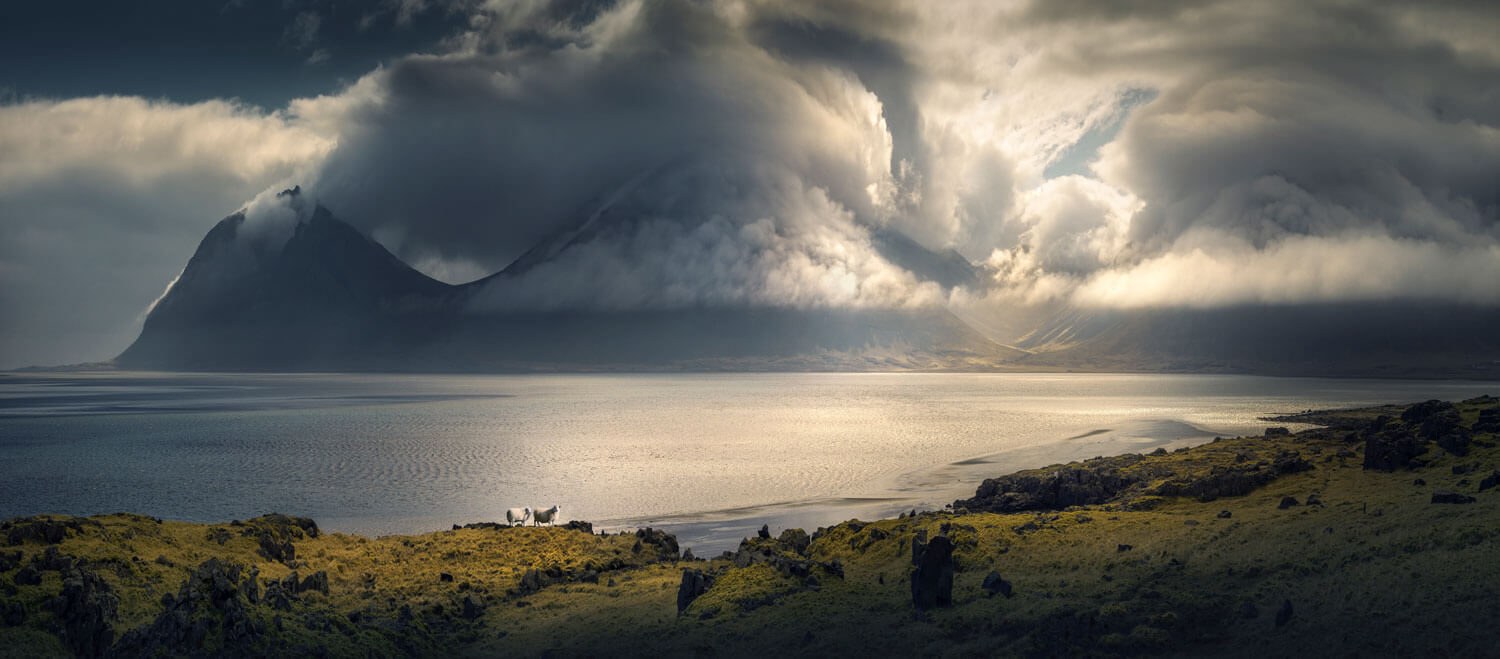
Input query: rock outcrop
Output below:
<box><xmin>911</xmin><ymin>535</ymin><xmax>955</xmax><ymax>610</ymax></box>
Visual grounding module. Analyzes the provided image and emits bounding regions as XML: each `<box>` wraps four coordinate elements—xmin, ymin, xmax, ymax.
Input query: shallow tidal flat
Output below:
<box><xmin>2</xmin><ymin>396</ymin><xmax>1498</xmax><ymax>656</ymax></box>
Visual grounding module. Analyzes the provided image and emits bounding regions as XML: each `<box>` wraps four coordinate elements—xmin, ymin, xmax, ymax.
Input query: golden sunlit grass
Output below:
<box><xmin>2</xmin><ymin>396</ymin><xmax>1497</xmax><ymax>656</ymax></box>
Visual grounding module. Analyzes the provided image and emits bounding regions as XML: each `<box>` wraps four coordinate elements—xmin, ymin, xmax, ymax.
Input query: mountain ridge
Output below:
<box><xmin>116</xmin><ymin>199</ymin><xmax>1017</xmax><ymax>372</ymax></box>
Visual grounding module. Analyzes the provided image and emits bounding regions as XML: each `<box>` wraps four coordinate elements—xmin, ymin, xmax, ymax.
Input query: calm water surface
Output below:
<box><xmin>1</xmin><ymin>372</ymin><xmax>1493</xmax><ymax>552</ymax></box>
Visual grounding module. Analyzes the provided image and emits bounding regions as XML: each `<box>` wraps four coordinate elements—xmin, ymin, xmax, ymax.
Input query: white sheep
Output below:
<box><xmin>532</xmin><ymin>505</ymin><xmax>560</xmax><ymax>526</ymax></box>
<box><xmin>505</xmin><ymin>507</ymin><xmax>531</xmax><ymax>526</ymax></box>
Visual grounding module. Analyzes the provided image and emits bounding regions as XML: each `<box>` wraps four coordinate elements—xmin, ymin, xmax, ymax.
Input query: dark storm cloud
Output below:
<box><xmin>302</xmin><ymin>0</ymin><xmax>909</xmax><ymax>296</ymax></box>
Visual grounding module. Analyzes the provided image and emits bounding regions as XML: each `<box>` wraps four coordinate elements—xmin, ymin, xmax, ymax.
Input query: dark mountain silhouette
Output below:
<box><xmin>117</xmin><ymin>195</ymin><xmax>1017</xmax><ymax>372</ymax></box>
<box><xmin>1012</xmin><ymin>304</ymin><xmax>1500</xmax><ymax>378</ymax></box>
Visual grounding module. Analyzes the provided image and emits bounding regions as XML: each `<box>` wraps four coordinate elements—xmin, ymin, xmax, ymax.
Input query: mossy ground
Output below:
<box><xmin>3</xmin><ymin>397</ymin><xmax>1498</xmax><ymax>657</ymax></box>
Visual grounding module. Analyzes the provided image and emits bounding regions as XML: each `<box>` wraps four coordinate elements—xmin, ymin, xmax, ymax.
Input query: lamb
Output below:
<box><xmin>505</xmin><ymin>507</ymin><xmax>531</xmax><ymax>526</ymax></box>
<box><xmin>532</xmin><ymin>505</ymin><xmax>560</xmax><ymax>526</ymax></box>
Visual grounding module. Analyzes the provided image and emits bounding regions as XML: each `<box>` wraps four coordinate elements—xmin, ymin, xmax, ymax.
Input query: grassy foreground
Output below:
<box><xmin>3</xmin><ymin>396</ymin><xmax>1499</xmax><ymax>657</ymax></box>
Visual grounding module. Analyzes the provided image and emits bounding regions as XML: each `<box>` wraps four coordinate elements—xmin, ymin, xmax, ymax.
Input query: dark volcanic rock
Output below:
<box><xmin>958</xmin><ymin>466</ymin><xmax>1138</xmax><ymax>513</ymax></box>
<box><xmin>1431</xmin><ymin>490</ymin><xmax>1477</xmax><ymax>504</ymax></box>
<box><xmin>461</xmin><ymin>595</ymin><xmax>484</xmax><ymax>620</ymax></box>
<box><xmin>1401</xmin><ymin>400</ymin><xmax>1455</xmax><ymax>425</ymax></box>
<box><xmin>2</xmin><ymin>600</ymin><xmax>24</xmax><ymax>627</ymax></box>
<box><xmin>297</xmin><ymin>571</ymin><xmax>330</xmax><ymax>595</ymax></box>
<box><xmin>3</xmin><ymin>517</ymin><xmax>97</xmax><ymax>546</ymax></box>
<box><xmin>758</xmin><ymin>525</ymin><xmax>771</xmax><ymax>540</ymax></box>
<box><xmin>910</xmin><ymin>536</ymin><xmax>955</xmax><ymax>610</ymax></box>
<box><xmin>13</xmin><ymin>565</ymin><xmax>41</xmax><ymax>586</ymax></box>
<box><xmin>1264</xmin><ymin>427</ymin><xmax>1291</xmax><ymax>437</ymax></box>
<box><xmin>1154</xmin><ymin>451</ymin><xmax>1313</xmax><ymax>501</ymax></box>
<box><xmin>1275</xmin><ymin>599</ymin><xmax>1294</xmax><ymax>628</ymax></box>
<box><xmin>0</xmin><ymin>550</ymin><xmax>20</xmax><ymax>572</ymax></box>
<box><xmin>1363</xmin><ymin>431</ymin><xmax>1427</xmax><ymax>471</ymax></box>
<box><xmin>981</xmin><ymin>571</ymin><xmax>1013</xmax><ymax>598</ymax></box>
<box><xmin>1217</xmin><ymin>510</ymin><xmax>1233</xmax><ymax>519</ymax></box>
<box><xmin>1473</xmin><ymin>407</ymin><xmax>1500</xmax><ymax>433</ymax></box>
<box><xmin>633</xmin><ymin>527</ymin><xmax>680</xmax><ymax>559</ymax></box>
<box><xmin>115</xmin><ymin>558</ymin><xmax>272</xmax><ymax>657</ymax></box>
<box><xmin>518</xmin><ymin>569</ymin><xmax>544</xmax><ymax>596</ymax></box>
<box><xmin>439</xmin><ymin>573</ymin><xmax>454</xmax><ymax>583</ymax></box>
<box><xmin>1436</xmin><ymin>432</ymin><xmax>1471</xmax><ymax>457</ymax></box>
<box><xmin>33</xmin><ymin>546</ymin><xmax>75</xmax><ymax>572</ymax></box>
<box><xmin>777</xmin><ymin>528</ymin><xmax>811</xmax><ymax>555</ymax></box>
<box><xmin>47</xmin><ymin>568</ymin><xmax>119</xmax><ymax>657</ymax></box>
<box><xmin>240</xmin><ymin>514</ymin><xmax>319</xmax><ymax>564</ymax></box>
<box><xmin>1480</xmin><ymin>471</ymin><xmax>1500</xmax><ymax>492</ymax></box>
<box><xmin>1277</xmin><ymin>497</ymin><xmax>1300</xmax><ymax>509</ymax></box>
<box><xmin>676</xmin><ymin>569</ymin><xmax>715</xmax><ymax>614</ymax></box>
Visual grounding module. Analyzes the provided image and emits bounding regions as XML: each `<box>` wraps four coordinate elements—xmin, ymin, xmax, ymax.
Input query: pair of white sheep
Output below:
<box><xmin>504</xmin><ymin>505</ymin><xmax>560</xmax><ymax>526</ymax></box>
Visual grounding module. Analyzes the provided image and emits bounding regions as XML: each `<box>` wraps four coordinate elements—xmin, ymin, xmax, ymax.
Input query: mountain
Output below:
<box><xmin>116</xmin><ymin>194</ymin><xmax>1017</xmax><ymax>372</ymax></box>
<box><xmin>1012</xmin><ymin>304</ymin><xmax>1500</xmax><ymax>378</ymax></box>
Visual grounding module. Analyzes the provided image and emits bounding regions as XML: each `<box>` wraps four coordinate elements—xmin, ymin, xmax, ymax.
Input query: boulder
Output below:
<box><xmin>518</xmin><ymin>569</ymin><xmax>545</xmax><ymax>595</ymax></box>
<box><xmin>1217</xmin><ymin>510</ymin><xmax>1232</xmax><ymax>519</ymax></box>
<box><xmin>1277</xmin><ymin>497</ymin><xmax>1299</xmax><ymax>509</ymax></box>
<box><xmin>1401</xmin><ymin>400</ymin><xmax>1454</xmax><ymax>425</ymax></box>
<box><xmin>1431</xmin><ymin>490</ymin><xmax>1477</xmax><ymax>504</ymax></box>
<box><xmin>1472</xmin><ymin>407</ymin><xmax>1500</xmax><ymax>433</ymax></box>
<box><xmin>981</xmin><ymin>571</ymin><xmax>1013</xmax><ymax>598</ymax></box>
<box><xmin>562</xmin><ymin>520</ymin><xmax>594</xmax><ymax>534</ymax></box>
<box><xmin>2</xmin><ymin>517</ymin><xmax>97</xmax><ymax>546</ymax></box>
<box><xmin>46</xmin><ymin>568</ymin><xmax>119</xmax><ymax>657</ymax></box>
<box><xmin>13</xmin><ymin>565</ymin><xmax>41</xmax><ymax>586</ymax></box>
<box><xmin>633</xmin><ymin>527</ymin><xmax>681</xmax><ymax>558</ymax></box>
<box><xmin>0</xmin><ymin>550</ymin><xmax>20</xmax><ymax>572</ymax></box>
<box><xmin>2</xmin><ymin>600</ymin><xmax>24</xmax><ymax>627</ymax></box>
<box><xmin>1479</xmin><ymin>471</ymin><xmax>1500</xmax><ymax>492</ymax></box>
<box><xmin>1363</xmin><ymin>432</ymin><xmax>1427</xmax><ymax>471</ymax></box>
<box><xmin>1274</xmin><ymin>599</ymin><xmax>1294</xmax><ymax>628</ymax></box>
<box><xmin>777</xmin><ymin>528</ymin><xmax>811</xmax><ymax>555</ymax></box>
<box><xmin>676</xmin><ymin>569</ymin><xmax>715</xmax><ymax>614</ymax></box>
<box><xmin>1436</xmin><ymin>432</ymin><xmax>1471</xmax><ymax>458</ymax></box>
<box><xmin>114</xmin><ymin>558</ymin><xmax>271</xmax><ymax>657</ymax></box>
<box><xmin>461</xmin><ymin>595</ymin><xmax>484</xmax><ymax>620</ymax></box>
<box><xmin>1153</xmin><ymin>451</ymin><xmax>1313</xmax><ymax>502</ymax></box>
<box><xmin>957</xmin><ymin>466</ymin><xmax>1138</xmax><ymax>513</ymax></box>
<box><xmin>910</xmin><ymin>536</ymin><xmax>955</xmax><ymax>610</ymax></box>
<box><xmin>296</xmin><ymin>571</ymin><xmax>329</xmax><ymax>595</ymax></box>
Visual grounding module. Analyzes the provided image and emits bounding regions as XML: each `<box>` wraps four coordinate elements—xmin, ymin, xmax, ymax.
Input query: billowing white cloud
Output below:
<box><xmin>0</xmin><ymin>97</ymin><xmax>330</xmax><ymax>368</ymax></box>
<box><xmin>1073</xmin><ymin>234</ymin><xmax>1500</xmax><ymax>309</ymax></box>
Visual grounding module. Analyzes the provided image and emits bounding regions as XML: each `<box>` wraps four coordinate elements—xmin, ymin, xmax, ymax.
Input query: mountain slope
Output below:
<box><xmin>117</xmin><ymin>198</ymin><xmax>1015</xmax><ymax>372</ymax></box>
<box><xmin>1013</xmin><ymin>304</ymin><xmax>1500</xmax><ymax>378</ymax></box>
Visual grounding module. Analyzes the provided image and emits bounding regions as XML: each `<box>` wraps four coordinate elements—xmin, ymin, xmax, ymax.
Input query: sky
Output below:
<box><xmin>2</xmin><ymin>0</ymin><xmax>1499</xmax><ymax>368</ymax></box>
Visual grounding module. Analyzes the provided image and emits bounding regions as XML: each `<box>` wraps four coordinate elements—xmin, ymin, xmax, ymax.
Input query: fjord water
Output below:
<box><xmin>1</xmin><ymin>372</ymin><xmax>1493</xmax><ymax>553</ymax></box>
